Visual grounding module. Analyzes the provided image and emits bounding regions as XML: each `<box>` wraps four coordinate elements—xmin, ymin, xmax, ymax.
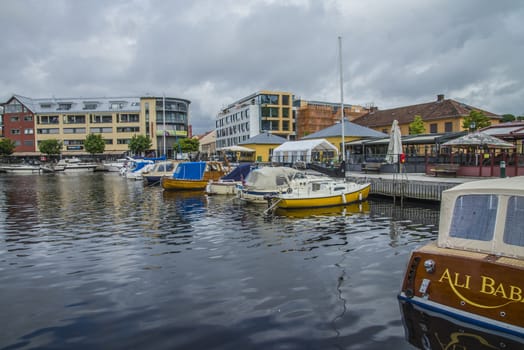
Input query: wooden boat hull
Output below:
<box><xmin>399</xmin><ymin>241</ymin><xmax>524</xmax><ymax>337</ymax></box>
<box><xmin>161</xmin><ymin>177</ymin><xmax>209</xmax><ymax>191</ymax></box>
<box><xmin>276</xmin><ymin>183</ymin><xmax>370</xmax><ymax>209</ymax></box>
<box><xmin>399</xmin><ymin>298</ymin><xmax>524</xmax><ymax>349</ymax></box>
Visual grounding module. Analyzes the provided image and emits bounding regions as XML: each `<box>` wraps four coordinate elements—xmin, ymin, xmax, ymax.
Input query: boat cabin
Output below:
<box><xmin>437</xmin><ymin>176</ymin><xmax>524</xmax><ymax>259</ymax></box>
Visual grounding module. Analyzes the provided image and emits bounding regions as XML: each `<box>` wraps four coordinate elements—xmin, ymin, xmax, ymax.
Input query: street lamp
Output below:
<box><xmin>469</xmin><ymin>121</ymin><xmax>476</xmax><ymax>133</ymax></box>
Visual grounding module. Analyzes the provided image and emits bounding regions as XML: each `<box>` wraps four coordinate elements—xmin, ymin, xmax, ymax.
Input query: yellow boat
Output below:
<box><xmin>161</xmin><ymin>161</ymin><xmax>226</xmax><ymax>191</ymax></box>
<box><xmin>267</xmin><ymin>174</ymin><xmax>370</xmax><ymax>211</ymax></box>
<box><xmin>398</xmin><ymin>176</ymin><xmax>524</xmax><ymax>343</ymax></box>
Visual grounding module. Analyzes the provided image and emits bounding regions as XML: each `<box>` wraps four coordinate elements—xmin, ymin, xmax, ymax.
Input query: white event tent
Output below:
<box><xmin>272</xmin><ymin>139</ymin><xmax>338</xmax><ymax>163</ymax></box>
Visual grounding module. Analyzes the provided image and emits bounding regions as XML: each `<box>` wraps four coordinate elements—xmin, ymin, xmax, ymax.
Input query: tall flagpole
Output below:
<box><xmin>338</xmin><ymin>36</ymin><xmax>345</xmax><ymax>162</ymax></box>
<box><xmin>162</xmin><ymin>94</ymin><xmax>166</xmax><ymax>157</ymax></box>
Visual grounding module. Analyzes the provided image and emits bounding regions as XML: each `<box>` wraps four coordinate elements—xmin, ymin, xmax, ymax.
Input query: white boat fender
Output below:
<box><xmin>359</xmin><ymin>192</ymin><xmax>362</xmax><ymax>201</ymax></box>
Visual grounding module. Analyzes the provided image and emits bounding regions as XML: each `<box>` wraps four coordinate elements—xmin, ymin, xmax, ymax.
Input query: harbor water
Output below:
<box><xmin>0</xmin><ymin>173</ymin><xmax>440</xmax><ymax>350</ymax></box>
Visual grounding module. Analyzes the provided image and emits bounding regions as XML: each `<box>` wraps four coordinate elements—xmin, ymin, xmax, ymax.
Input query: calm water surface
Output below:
<box><xmin>0</xmin><ymin>173</ymin><xmax>440</xmax><ymax>350</ymax></box>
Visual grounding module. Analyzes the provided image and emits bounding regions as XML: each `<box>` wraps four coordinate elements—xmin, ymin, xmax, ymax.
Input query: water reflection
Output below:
<box><xmin>0</xmin><ymin>173</ymin><xmax>440</xmax><ymax>349</ymax></box>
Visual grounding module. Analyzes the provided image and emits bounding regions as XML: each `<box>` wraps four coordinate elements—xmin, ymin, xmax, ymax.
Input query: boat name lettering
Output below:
<box><xmin>437</xmin><ymin>268</ymin><xmax>522</xmax><ymax>308</ymax></box>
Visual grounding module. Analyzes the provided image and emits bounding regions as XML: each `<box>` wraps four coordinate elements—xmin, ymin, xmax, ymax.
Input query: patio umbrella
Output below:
<box><xmin>442</xmin><ymin>131</ymin><xmax>515</xmax><ymax>148</ymax></box>
<box><xmin>386</xmin><ymin>120</ymin><xmax>402</xmax><ymax>164</ymax></box>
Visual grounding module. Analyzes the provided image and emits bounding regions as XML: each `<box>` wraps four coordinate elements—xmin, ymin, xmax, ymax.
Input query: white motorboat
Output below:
<box><xmin>237</xmin><ymin>166</ymin><xmax>300</xmax><ymax>204</ymax></box>
<box><xmin>54</xmin><ymin>158</ymin><xmax>97</xmax><ymax>172</ymax></box>
<box><xmin>0</xmin><ymin>164</ymin><xmax>42</xmax><ymax>174</ymax></box>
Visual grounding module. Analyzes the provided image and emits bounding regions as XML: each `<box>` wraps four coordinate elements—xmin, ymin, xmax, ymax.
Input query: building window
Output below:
<box><xmin>63</xmin><ymin>139</ymin><xmax>84</xmax><ymax>145</ymax></box>
<box><xmin>117</xmin><ymin>139</ymin><xmax>130</xmax><ymax>144</ymax></box>
<box><xmin>283</xmin><ymin>120</ymin><xmax>289</xmax><ymax>131</ymax></box>
<box><xmin>104</xmin><ymin>139</ymin><xmax>114</xmax><ymax>145</ymax></box>
<box><xmin>10</xmin><ymin>116</ymin><xmax>19</xmax><ymax>122</ymax></box>
<box><xmin>90</xmin><ymin>127</ymin><xmax>113</xmax><ymax>133</ymax></box>
<box><xmin>91</xmin><ymin>115</ymin><xmax>113</xmax><ymax>123</ymax></box>
<box><xmin>117</xmin><ymin>127</ymin><xmax>140</xmax><ymax>133</ymax></box>
<box><xmin>282</xmin><ymin>107</ymin><xmax>289</xmax><ymax>118</ymax></box>
<box><xmin>261</xmin><ymin>107</ymin><xmax>279</xmax><ymax>117</ymax></box>
<box><xmin>260</xmin><ymin>94</ymin><xmax>279</xmax><ymax>105</ymax></box>
<box><xmin>63</xmin><ymin>128</ymin><xmax>86</xmax><ymax>134</ymax></box>
<box><xmin>445</xmin><ymin>122</ymin><xmax>453</xmax><ymax>132</ymax></box>
<box><xmin>23</xmin><ymin>140</ymin><xmax>34</xmax><ymax>146</ymax></box>
<box><xmin>5</xmin><ymin>100</ymin><xmax>23</xmax><ymax>113</ymax></box>
<box><xmin>37</xmin><ymin>128</ymin><xmax>60</xmax><ymax>134</ymax></box>
<box><xmin>83</xmin><ymin>103</ymin><xmax>98</xmax><ymax>110</ymax></box>
<box><xmin>11</xmin><ymin>129</ymin><xmax>20</xmax><ymax>135</ymax></box>
<box><xmin>282</xmin><ymin>95</ymin><xmax>290</xmax><ymax>105</ymax></box>
<box><xmin>57</xmin><ymin>103</ymin><xmax>72</xmax><ymax>110</ymax></box>
<box><xmin>39</xmin><ymin>115</ymin><xmax>59</xmax><ymax>124</ymax></box>
<box><xmin>64</xmin><ymin>115</ymin><xmax>86</xmax><ymax>124</ymax></box>
<box><xmin>24</xmin><ymin>128</ymin><xmax>34</xmax><ymax>135</ymax></box>
<box><xmin>40</xmin><ymin>103</ymin><xmax>52</xmax><ymax>109</ymax></box>
<box><xmin>430</xmin><ymin>123</ymin><xmax>438</xmax><ymax>133</ymax></box>
<box><xmin>24</xmin><ymin>115</ymin><xmax>33</xmax><ymax>122</ymax></box>
<box><xmin>119</xmin><ymin>114</ymin><xmax>139</xmax><ymax>123</ymax></box>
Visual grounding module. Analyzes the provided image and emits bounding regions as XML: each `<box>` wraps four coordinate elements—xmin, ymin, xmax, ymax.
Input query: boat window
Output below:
<box><xmin>504</xmin><ymin>196</ymin><xmax>524</xmax><ymax>247</ymax></box>
<box><xmin>276</xmin><ymin>175</ymin><xmax>286</xmax><ymax>186</ymax></box>
<box><xmin>449</xmin><ymin>195</ymin><xmax>497</xmax><ymax>241</ymax></box>
<box><xmin>312</xmin><ymin>183</ymin><xmax>321</xmax><ymax>191</ymax></box>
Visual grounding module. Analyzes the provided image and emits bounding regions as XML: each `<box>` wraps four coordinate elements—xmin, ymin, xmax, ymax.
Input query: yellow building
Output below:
<box><xmin>238</xmin><ymin>132</ymin><xmax>288</xmax><ymax>162</ymax></box>
<box><xmin>2</xmin><ymin>94</ymin><xmax>190</xmax><ymax>157</ymax></box>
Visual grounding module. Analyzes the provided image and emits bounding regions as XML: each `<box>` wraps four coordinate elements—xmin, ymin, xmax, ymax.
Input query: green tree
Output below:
<box><xmin>462</xmin><ymin>110</ymin><xmax>491</xmax><ymax>131</ymax></box>
<box><xmin>84</xmin><ymin>133</ymin><xmax>106</xmax><ymax>156</ymax></box>
<box><xmin>177</xmin><ymin>138</ymin><xmax>199</xmax><ymax>153</ymax></box>
<box><xmin>501</xmin><ymin>114</ymin><xmax>515</xmax><ymax>123</ymax></box>
<box><xmin>0</xmin><ymin>138</ymin><xmax>16</xmax><ymax>156</ymax></box>
<box><xmin>128</xmin><ymin>134</ymin><xmax>152</xmax><ymax>156</ymax></box>
<box><xmin>408</xmin><ymin>115</ymin><xmax>425</xmax><ymax>135</ymax></box>
<box><xmin>39</xmin><ymin>139</ymin><xmax>62</xmax><ymax>156</ymax></box>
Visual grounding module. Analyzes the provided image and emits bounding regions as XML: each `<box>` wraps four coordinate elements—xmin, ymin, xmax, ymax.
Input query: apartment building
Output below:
<box><xmin>215</xmin><ymin>90</ymin><xmax>294</xmax><ymax>149</ymax></box>
<box><xmin>1</xmin><ymin>94</ymin><xmax>190</xmax><ymax>157</ymax></box>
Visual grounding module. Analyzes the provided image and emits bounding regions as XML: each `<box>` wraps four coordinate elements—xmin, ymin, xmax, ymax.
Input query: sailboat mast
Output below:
<box><xmin>338</xmin><ymin>36</ymin><xmax>346</xmax><ymax>162</ymax></box>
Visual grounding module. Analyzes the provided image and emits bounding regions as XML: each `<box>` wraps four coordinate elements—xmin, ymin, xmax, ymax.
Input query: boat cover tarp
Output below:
<box><xmin>173</xmin><ymin>162</ymin><xmax>206</xmax><ymax>180</ymax></box>
<box><xmin>244</xmin><ymin>167</ymin><xmax>299</xmax><ymax>190</ymax></box>
<box><xmin>272</xmin><ymin>139</ymin><xmax>338</xmax><ymax>163</ymax></box>
<box><xmin>221</xmin><ymin>163</ymin><xmax>253</xmax><ymax>181</ymax></box>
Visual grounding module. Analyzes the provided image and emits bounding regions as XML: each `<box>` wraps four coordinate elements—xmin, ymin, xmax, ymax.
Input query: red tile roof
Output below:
<box><xmin>353</xmin><ymin>97</ymin><xmax>500</xmax><ymax>128</ymax></box>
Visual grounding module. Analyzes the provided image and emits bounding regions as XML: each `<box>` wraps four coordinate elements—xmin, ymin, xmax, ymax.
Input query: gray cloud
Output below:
<box><xmin>1</xmin><ymin>0</ymin><xmax>523</xmax><ymax>134</ymax></box>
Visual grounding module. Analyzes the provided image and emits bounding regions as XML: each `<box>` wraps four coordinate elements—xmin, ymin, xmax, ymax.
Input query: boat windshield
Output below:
<box><xmin>504</xmin><ymin>195</ymin><xmax>524</xmax><ymax>247</ymax></box>
<box><xmin>449</xmin><ymin>194</ymin><xmax>498</xmax><ymax>241</ymax></box>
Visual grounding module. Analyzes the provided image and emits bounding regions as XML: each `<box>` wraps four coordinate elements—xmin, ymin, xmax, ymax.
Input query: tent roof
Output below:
<box><xmin>442</xmin><ymin>131</ymin><xmax>515</xmax><ymax>148</ymax></box>
<box><xmin>302</xmin><ymin>119</ymin><xmax>387</xmax><ymax>139</ymax></box>
<box><xmin>273</xmin><ymin>139</ymin><xmax>338</xmax><ymax>153</ymax></box>
<box><xmin>218</xmin><ymin>145</ymin><xmax>255</xmax><ymax>152</ymax></box>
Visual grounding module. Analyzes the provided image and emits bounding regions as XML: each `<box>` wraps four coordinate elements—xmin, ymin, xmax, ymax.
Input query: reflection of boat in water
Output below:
<box><xmin>400</xmin><ymin>301</ymin><xmax>523</xmax><ymax>349</ymax></box>
<box><xmin>267</xmin><ymin>173</ymin><xmax>370</xmax><ymax>211</ymax></box>
<box><xmin>398</xmin><ymin>176</ymin><xmax>524</xmax><ymax>341</ymax></box>
<box><xmin>161</xmin><ymin>161</ymin><xmax>226</xmax><ymax>191</ymax></box>
<box><xmin>161</xmin><ymin>190</ymin><xmax>207</xmax><ymax>215</ymax></box>
<box><xmin>275</xmin><ymin>201</ymin><xmax>369</xmax><ymax>218</ymax></box>
<box><xmin>206</xmin><ymin>163</ymin><xmax>253</xmax><ymax>195</ymax></box>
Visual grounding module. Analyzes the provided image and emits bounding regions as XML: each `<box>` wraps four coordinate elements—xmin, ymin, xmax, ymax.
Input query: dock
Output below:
<box><xmin>346</xmin><ymin>172</ymin><xmax>484</xmax><ymax>202</ymax></box>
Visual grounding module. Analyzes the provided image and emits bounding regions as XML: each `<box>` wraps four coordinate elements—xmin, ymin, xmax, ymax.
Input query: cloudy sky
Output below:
<box><xmin>1</xmin><ymin>0</ymin><xmax>523</xmax><ymax>134</ymax></box>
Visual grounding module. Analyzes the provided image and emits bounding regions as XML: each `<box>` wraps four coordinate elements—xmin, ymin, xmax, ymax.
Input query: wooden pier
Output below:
<box><xmin>346</xmin><ymin>173</ymin><xmax>479</xmax><ymax>202</ymax></box>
